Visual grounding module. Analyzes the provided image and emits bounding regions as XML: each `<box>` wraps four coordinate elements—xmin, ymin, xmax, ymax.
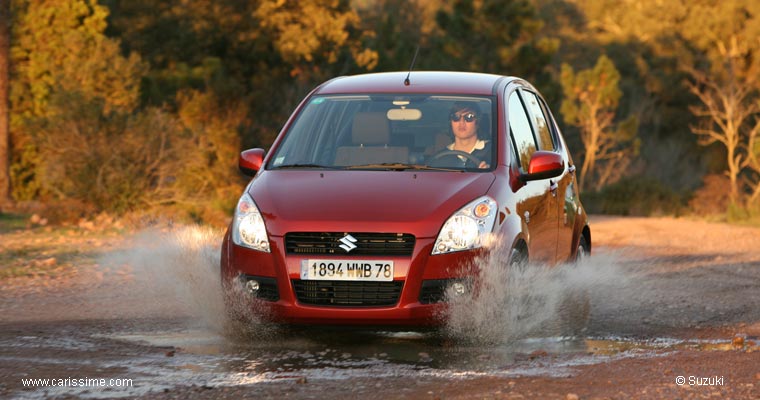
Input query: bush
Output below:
<box><xmin>689</xmin><ymin>174</ymin><xmax>730</xmax><ymax>217</ymax></box>
<box><xmin>31</xmin><ymin>93</ymin><xmax>183</xmax><ymax>215</ymax></box>
<box><xmin>582</xmin><ymin>176</ymin><xmax>687</xmax><ymax>216</ymax></box>
<box><xmin>726</xmin><ymin>201</ymin><xmax>760</xmax><ymax>225</ymax></box>
<box><xmin>23</xmin><ymin>89</ymin><xmax>247</xmax><ymax>226</ymax></box>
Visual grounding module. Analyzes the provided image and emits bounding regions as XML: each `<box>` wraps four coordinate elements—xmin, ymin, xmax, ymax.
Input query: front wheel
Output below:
<box><xmin>575</xmin><ymin>234</ymin><xmax>590</xmax><ymax>263</ymax></box>
<box><xmin>509</xmin><ymin>246</ymin><xmax>528</xmax><ymax>269</ymax></box>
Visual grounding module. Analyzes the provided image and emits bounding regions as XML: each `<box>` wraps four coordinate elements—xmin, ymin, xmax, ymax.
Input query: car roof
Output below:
<box><xmin>315</xmin><ymin>71</ymin><xmax>516</xmax><ymax>96</ymax></box>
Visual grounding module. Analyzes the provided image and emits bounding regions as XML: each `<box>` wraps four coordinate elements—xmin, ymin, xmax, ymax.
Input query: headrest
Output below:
<box><xmin>352</xmin><ymin>112</ymin><xmax>390</xmax><ymax>145</ymax></box>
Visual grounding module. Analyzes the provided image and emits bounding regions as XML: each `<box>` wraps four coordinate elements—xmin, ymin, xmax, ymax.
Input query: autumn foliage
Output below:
<box><xmin>2</xmin><ymin>0</ymin><xmax>760</xmax><ymax>224</ymax></box>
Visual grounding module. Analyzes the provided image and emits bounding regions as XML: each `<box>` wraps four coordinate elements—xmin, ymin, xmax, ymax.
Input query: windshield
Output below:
<box><xmin>268</xmin><ymin>94</ymin><xmax>496</xmax><ymax>171</ymax></box>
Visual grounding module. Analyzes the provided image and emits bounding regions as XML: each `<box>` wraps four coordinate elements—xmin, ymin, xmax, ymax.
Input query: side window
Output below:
<box><xmin>521</xmin><ymin>90</ymin><xmax>555</xmax><ymax>151</ymax></box>
<box><xmin>507</xmin><ymin>91</ymin><xmax>537</xmax><ymax>171</ymax></box>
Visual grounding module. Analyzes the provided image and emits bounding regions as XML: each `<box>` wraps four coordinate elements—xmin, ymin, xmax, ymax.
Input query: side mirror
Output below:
<box><xmin>239</xmin><ymin>148</ymin><xmax>266</xmax><ymax>176</ymax></box>
<box><xmin>520</xmin><ymin>150</ymin><xmax>564</xmax><ymax>182</ymax></box>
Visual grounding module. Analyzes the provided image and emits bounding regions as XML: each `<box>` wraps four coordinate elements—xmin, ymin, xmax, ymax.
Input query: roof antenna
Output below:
<box><xmin>404</xmin><ymin>46</ymin><xmax>420</xmax><ymax>86</ymax></box>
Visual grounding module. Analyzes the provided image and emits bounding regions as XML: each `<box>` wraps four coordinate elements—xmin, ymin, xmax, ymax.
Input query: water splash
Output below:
<box><xmin>100</xmin><ymin>226</ymin><xmax>273</xmax><ymax>337</ymax></box>
<box><xmin>106</xmin><ymin>227</ymin><xmax>630</xmax><ymax>343</ymax></box>
<box><xmin>441</xmin><ymin>246</ymin><xmax>632</xmax><ymax>344</ymax></box>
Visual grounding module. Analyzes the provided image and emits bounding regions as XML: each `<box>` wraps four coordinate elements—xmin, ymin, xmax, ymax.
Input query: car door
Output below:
<box><xmin>520</xmin><ymin>89</ymin><xmax>575</xmax><ymax>263</ymax></box>
<box><xmin>506</xmin><ymin>88</ymin><xmax>559</xmax><ymax>264</ymax></box>
<box><xmin>541</xmin><ymin>97</ymin><xmax>581</xmax><ymax>263</ymax></box>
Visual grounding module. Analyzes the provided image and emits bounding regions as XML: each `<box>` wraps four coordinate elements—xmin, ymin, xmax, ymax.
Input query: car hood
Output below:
<box><xmin>249</xmin><ymin>170</ymin><xmax>496</xmax><ymax>238</ymax></box>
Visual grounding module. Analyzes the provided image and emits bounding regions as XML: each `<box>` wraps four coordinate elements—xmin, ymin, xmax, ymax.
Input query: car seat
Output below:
<box><xmin>334</xmin><ymin>112</ymin><xmax>409</xmax><ymax>166</ymax></box>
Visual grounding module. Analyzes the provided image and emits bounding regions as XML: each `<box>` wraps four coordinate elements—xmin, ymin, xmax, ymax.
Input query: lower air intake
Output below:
<box><xmin>292</xmin><ymin>280</ymin><xmax>403</xmax><ymax>307</ymax></box>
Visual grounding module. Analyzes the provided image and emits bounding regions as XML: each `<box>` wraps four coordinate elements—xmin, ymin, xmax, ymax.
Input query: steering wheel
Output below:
<box><xmin>429</xmin><ymin>150</ymin><xmax>483</xmax><ymax>167</ymax></box>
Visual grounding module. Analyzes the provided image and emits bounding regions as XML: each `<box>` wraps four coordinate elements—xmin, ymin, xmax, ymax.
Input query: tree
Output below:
<box><xmin>434</xmin><ymin>0</ymin><xmax>556</xmax><ymax>80</ymax></box>
<box><xmin>256</xmin><ymin>0</ymin><xmax>377</xmax><ymax>77</ymax></box>
<box><xmin>12</xmin><ymin>0</ymin><xmax>144</xmax><ymax>118</ymax></box>
<box><xmin>679</xmin><ymin>0</ymin><xmax>760</xmax><ymax>207</ymax></box>
<box><xmin>108</xmin><ymin>0</ymin><xmax>378</xmax><ymax>150</ymax></box>
<box><xmin>354</xmin><ymin>0</ymin><xmax>441</xmax><ymax>73</ymax></box>
<box><xmin>685</xmin><ymin>60</ymin><xmax>759</xmax><ymax>206</ymax></box>
<box><xmin>10</xmin><ymin>0</ymin><xmax>146</xmax><ymax>202</ymax></box>
<box><xmin>560</xmin><ymin>55</ymin><xmax>639</xmax><ymax>191</ymax></box>
<box><xmin>0</xmin><ymin>0</ymin><xmax>10</xmax><ymax>207</ymax></box>
<box><xmin>748</xmin><ymin>114</ymin><xmax>760</xmax><ymax>205</ymax></box>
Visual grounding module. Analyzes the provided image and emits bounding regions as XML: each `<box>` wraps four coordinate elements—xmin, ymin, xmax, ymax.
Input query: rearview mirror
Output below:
<box><xmin>520</xmin><ymin>151</ymin><xmax>564</xmax><ymax>182</ymax></box>
<box><xmin>387</xmin><ymin>108</ymin><xmax>422</xmax><ymax>121</ymax></box>
<box><xmin>239</xmin><ymin>148</ymin><xmax>266</xmax><ymax>176</ymax></box>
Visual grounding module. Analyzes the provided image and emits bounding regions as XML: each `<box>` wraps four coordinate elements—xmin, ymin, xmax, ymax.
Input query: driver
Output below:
<box><xmin>444</xmin><ymin>102</ymin><xmax>491</xmax><ymax>168</ymax></box>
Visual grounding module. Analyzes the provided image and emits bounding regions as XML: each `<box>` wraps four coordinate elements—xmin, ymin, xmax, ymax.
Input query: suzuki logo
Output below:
<box><xmin>338</xmin><ymin>234</ymin><xmax>358</xmax><ymax>252</ymax></box>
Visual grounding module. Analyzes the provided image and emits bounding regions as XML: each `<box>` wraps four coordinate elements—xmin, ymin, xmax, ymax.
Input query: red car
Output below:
<box><xmin>220</xmin><ymin>71</ymin><xmax>590</xmax><ymax>326</ymax></box>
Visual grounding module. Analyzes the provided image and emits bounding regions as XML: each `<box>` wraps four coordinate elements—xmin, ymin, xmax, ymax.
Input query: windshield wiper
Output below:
<box><xmin>272</xmin><ymin>163</ymin><xmax>342</xmax><ymax>170</ymax></box>
<box><xmin>345</xmin><ymin>163</ymin><xmax>461</xmax><ymax>171</ymax></box>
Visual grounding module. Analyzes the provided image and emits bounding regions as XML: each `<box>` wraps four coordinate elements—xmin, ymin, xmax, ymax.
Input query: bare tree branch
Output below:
<box><xmin>684</xmin><ymin>53</ymin><xmax>760</xmax><ymax>205</ymax></box>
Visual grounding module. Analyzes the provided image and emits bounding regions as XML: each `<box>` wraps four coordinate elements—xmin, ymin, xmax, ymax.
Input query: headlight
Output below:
<box><xmin>232</xmin><ymin>193</ymin><xmax>271</xmax><ymax>252</ymax></box>
<box><xmin>432</xmin><ymin>196</ymin><xmax>497</xmax><ymax>255</ymax></box>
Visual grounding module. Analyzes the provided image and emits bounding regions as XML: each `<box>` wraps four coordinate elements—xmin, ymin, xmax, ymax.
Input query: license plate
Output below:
<box><xmin>300</xmin><ymin>260</ymin><xmax>394</xmax><ymax>282</ymax></box>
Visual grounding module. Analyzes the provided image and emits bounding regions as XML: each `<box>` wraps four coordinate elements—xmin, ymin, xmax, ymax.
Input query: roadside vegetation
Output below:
<box><xmin>0</xmin><ymin>0</ymin><xmax>759</xmax><ymax>226</ymax></box>
<box><xmin>0</xmin><ymin>213</ymin><xmax>127</xmax><ymax>279</ymax></box>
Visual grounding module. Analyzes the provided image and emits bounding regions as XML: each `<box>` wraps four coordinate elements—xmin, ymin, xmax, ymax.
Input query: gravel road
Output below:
<box><xmin>1</xmin><ymin>216</ymin><xmax>759</xmax><ymax>399</ymax></box>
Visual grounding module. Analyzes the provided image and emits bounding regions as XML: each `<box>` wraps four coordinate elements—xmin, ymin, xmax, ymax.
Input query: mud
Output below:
<box><xmin>1</xmin><ymin>216</ymin><xmax>760</xmax><ymax>399</ymax></box>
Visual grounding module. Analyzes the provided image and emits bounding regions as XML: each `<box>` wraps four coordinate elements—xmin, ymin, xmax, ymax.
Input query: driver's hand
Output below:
<box><xmin>478</xmin><ymin>161</ymin><xmax>489</xmax><ymax>168</ymax></box>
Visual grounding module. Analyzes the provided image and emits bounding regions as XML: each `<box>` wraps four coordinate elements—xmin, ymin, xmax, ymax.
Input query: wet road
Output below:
<box><xmin>3</xmin><ymin>316</ymin><xmax>755</xmax><ymax>399</ymax></box>
<box><xmin>1</xmin><ymin>217</ymin><xmax>760</xmax><ymax>399</ymax></box>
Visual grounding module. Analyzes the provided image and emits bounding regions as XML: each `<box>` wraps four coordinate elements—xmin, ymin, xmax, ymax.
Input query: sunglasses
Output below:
<box><xmin>450</xmin><ymin>112</ymin><xmax>477</xmax><ymax>123</ymax></box>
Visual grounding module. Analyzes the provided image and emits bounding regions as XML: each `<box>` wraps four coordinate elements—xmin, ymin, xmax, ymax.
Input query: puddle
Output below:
<box><xmin>10</xmin><ymin>326</ymin><xmax>756</xmax><ymax>399</ymax></box>
<box><xmin>0</xmin><ymin>336</ymin><xmax>97</xmax><ymax>351</ymax></box>
<box><xmin>104</xmin><ymin>328</ymin><xmax>757</xmax><ymax>385</ymax></box>
<box><xmin>107</xmin><ymin>330</ymin><xmax>232</xmax><ymax>356</ymax></box>
<box><xmin>584</xmin><ymin>336</ymin><xmax>758</xmax><ymax>355</ymax></box>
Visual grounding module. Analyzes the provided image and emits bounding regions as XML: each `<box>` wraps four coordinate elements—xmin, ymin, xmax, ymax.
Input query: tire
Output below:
<box><xmin>509</xmin><ymin>245</ymin><xmax>528</xmax><ymax>269</ymax></box>
<box><xmin>575</xmin><ymin>234</ymin><xmax>590</xmax><ymax>263</ymax></box>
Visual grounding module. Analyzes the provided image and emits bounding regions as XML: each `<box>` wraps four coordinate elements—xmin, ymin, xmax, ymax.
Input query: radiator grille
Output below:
<box><xmin>292</xmin><ymin>280</ymin><xmax>403</xmax><ymax>306</ymax></box>
<box><xmin>285</xmin><ymin>232</ymin><xmax>415</xmax><ymax>256</ymax></box>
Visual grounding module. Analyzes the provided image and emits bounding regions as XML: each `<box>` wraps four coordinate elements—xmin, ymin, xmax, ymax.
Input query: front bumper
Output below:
<box><xmin>221</xmin><ymin>231</ymin><xmax>481</xmax><ymax>326</ymax></box>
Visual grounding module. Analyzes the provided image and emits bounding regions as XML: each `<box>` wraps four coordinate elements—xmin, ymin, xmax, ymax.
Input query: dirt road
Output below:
<box><xmin>1</xmin><ymin>216</ymin><xmax>759</xmax><ymax>399</ymax></box>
